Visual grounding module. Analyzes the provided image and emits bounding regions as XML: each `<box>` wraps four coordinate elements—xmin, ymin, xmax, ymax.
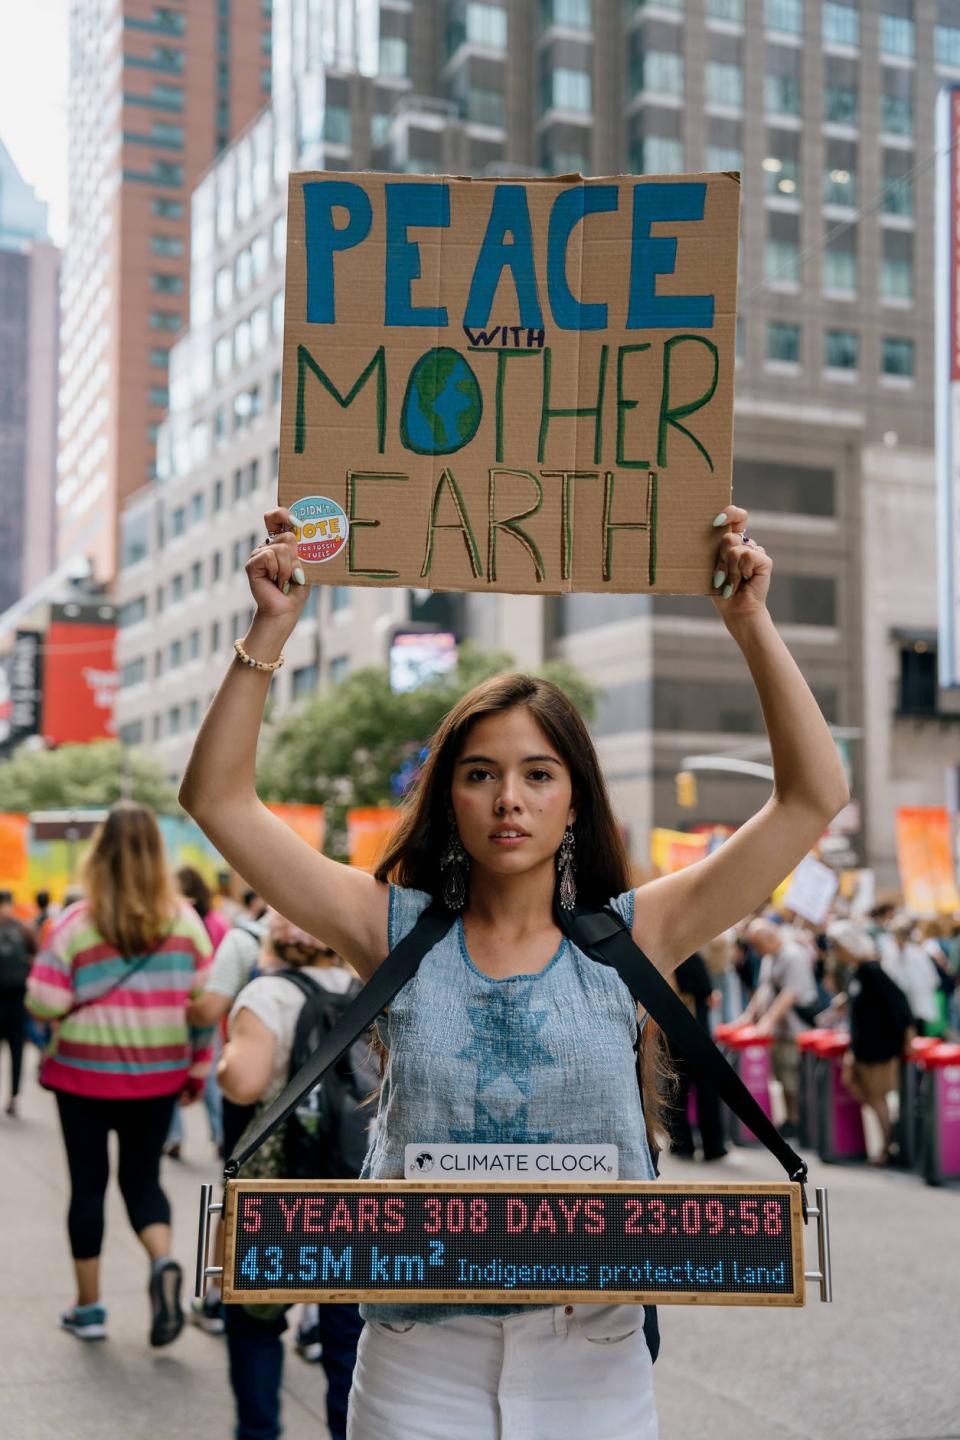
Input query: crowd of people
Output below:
<box><xmin>669</xmin><ymin>898</ymin><xmax>959</xmax><ymax>1166</ymax></box>
<box><xmin>1</xmin><ymin>803</ymin><xmax>957</xmax><ymax>1438</ymax></box>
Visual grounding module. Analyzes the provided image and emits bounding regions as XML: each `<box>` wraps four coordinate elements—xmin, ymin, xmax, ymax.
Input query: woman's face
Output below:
<box><xmin>449</xmin><ymin>707</ymin><xmax>575</xmax><ymax>880</ymax></box>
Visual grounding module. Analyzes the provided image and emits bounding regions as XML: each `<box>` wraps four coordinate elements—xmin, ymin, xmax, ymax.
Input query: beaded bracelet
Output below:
<box><xmin>233</xmin><ymin>638</ymin><xmax>285</xmax><ymax>673</ymax></box>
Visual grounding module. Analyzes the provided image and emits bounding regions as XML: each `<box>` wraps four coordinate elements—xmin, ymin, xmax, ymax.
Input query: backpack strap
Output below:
<box><xmin>224</xmin><ymin>904</ymin><xmax>454</xmax><ymax>1180</ymax></box>
<box><xmin>560</xmin><ymin>905</ymin><xmax>809</xmax><ymax>1194</ymax></box>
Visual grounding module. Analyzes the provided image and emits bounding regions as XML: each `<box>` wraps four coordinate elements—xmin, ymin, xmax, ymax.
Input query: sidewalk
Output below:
<box><xmin>2</xmin><ymin>1077</ymin><xmax>329</xmax><ymax>1440</ymax></box>
<box><xmin>2</xmin><ymin>1073</ymin><xmax>957</xmax><ymax>1439</ymax></box>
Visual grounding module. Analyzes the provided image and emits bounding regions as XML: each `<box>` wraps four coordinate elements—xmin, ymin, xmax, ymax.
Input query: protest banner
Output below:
<box><xmin>783</xmin><ymin>855</ymin><xmax>840</xmax><ymax>926</ymax></box>
<box><xmin>650</xmin><ymin>827</ymin><xmax>708</xmax><ymax>875</ymax></box>
<box><xmin>347</xmin><ymin>806</ymin><xmax>401</xmax><ymax>871</ymax></box>
<box><xmin>896</xmin><ymin>806</ymin><xmax>960</xmax><ymax>914</ymax></box>
<box><xmin>279</xmin><ymin>170</ymin><xmax>740</xmax><ymax>595</ymax></box>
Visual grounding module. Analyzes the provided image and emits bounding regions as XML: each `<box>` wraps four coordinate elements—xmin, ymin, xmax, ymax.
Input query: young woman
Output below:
<box><xmin>180</xmin><ymin>503</ymin><xmax>848</xmax><ymax>1440</ymax></box>
<box><xmin>26</xmin><ymin>803</ymin><xmax>214</xmax><ymax>1346</ymax></box>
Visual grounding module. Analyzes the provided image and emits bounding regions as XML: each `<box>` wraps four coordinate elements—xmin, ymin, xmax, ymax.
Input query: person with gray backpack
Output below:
<box><xmin>0</xmin><ymin>890</ymin><xmax>37</xmax><ymax>1117</ymax></box>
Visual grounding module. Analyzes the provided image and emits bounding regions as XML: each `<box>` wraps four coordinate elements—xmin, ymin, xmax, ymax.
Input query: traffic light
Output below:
<box><xmin>675</xmin><ymin>770</ymin><xmax>698</xmax><ymax>809</ymax></box>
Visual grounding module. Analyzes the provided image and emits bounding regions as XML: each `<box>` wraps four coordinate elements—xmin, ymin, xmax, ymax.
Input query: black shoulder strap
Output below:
<box><xmin>561</xmin><ymin>905</ymin><xmax>808</xmax><ymax>1190</ymax></box>
<box><xmin>224</xmin><ymin>905</ymin><xmax>454</xmax><ymax>1179</ymax></box>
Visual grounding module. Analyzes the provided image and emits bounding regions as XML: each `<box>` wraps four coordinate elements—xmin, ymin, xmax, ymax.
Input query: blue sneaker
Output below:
<box><xmin>60</xmin><ymin>1303</ymin><xmax>107</xmax><ymax>1341</ymax></box>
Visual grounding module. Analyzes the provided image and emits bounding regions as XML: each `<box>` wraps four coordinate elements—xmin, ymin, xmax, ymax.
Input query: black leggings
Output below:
<box><xmin>55</xmin><ymin>1091</ymin><xmax>177</xmax><ymax>1260</ymax></box>
<box><xmin>0</xmin><ymin>992</ymin><xmax>25</xmax><ymax>1099</ymax></box>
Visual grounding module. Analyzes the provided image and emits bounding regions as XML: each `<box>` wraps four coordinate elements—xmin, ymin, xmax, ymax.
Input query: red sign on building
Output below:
<box><xmin>41</xmin><ymin>605</ymin><xmax>118</xmax><ymax>745</ymax></box>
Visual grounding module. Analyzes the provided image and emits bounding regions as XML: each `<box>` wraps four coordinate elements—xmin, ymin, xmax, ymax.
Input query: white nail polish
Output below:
<box><xmin>282</xmin><ymin>581</ymin><xmax>291</xmax><ymax>595</ymax></box>
<box><xmin>713</xmin><ymin>568</ymin><xmax>725</xmax><ymax>589</ymax></box>
<box><xmin>722</xmin><ymin>583</ymin><xmax>734</xmax><ymax>600</ymax></box>
<box><xmin>712</xmin><ymin>512</ymin><xmax>729</xmax><ymax>527</ymax></box>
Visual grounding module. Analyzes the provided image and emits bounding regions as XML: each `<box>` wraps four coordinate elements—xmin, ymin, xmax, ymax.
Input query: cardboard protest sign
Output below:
<box><xmin>783</xmin><ymin>855</ymin><xmax>840</xmax><ymax>926</ymax></box>
<box><xmin>279</xmin><ymin>171</ymin><xmax>740</xmax><ymax>595</ymax></box>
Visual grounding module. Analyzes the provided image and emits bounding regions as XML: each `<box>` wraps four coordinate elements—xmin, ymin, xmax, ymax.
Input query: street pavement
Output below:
<box><xmin>2</xmin><ymin>1075</ymin><xmax>957</xmax><ymax>1440</ymax></box>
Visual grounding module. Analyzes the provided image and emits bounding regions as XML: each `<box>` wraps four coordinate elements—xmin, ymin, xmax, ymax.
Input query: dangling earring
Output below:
<box><xmin>441</xmin><ymin>824</ymin><xmax>470</xmax><ymax>911</ymax></box>
<box><xmin>557</xmin><ymin>824</ymin><xmax>577</xmax><ymax>910</ymax></box>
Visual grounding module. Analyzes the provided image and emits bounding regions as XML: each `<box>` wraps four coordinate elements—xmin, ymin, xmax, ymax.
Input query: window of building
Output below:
<box><xmin>152</xmin><ymin>714</ymin><xmax>162</xmax><ymax>741</ymax></box>
<box><xmin>148</xmin><ymin>385</ymin><xmax>169</xmax><ymax>407</ymax></box>
<box><xmin>191</xmin><ymin>491</ymin><xmax>204</xmax><ymax>523</ymax></box>
<box><xmin>766</xmin><ymin>0</ymin><xmax>803</xmax><ymax>34</ymax></box>
<box><xmin>879</xmin><ymin>10</ymin><xmax>915</xmax><ymax>58</ymax></box>
<box><xmin>637</xmin><ymin>52</ymin><xmax>684</xmax><ymax>98</ymax></box>
<box><xmin>765</xmin><ymin>45</ymin><xmax>802</xmax><ymax>114</ymax></box>
<box><xmin>763</xmin><ymin>129</ymin><xmax>800</xmax><ymax>195</ymax></box>
<box><xmin>823</xmin><ymin>224</ymin><xmax>857</xmax><ymax>293</ymax></box>
<box><xmin>251</xmin><ymin>233</ymin><xmax>269</xmax><ymax>279</ymax></box>
<box><xmin>542</xmin><ymin>0</ymin><xmax>592</xmax><ymax>27</ymax></box>
<box><xmin>232</xmin><ymin>537</ymin><xmax>245</xmax><ymax>573</ymax></box>
<box><xmin>212</xmin><ymin>550</ymin><xmax>223</xmax><ymax>582</ymax></box>
<box><xmin>187</xmin><ymin>698</ymin><xmax>200</xmax><ymax>727</ymax></box>
<box><xmin>881</xmin><ymin>229</ymin><xmax>913</xmax><ymax>300</ymax></box>
<box><xmin>149</xmin><ymin>346</ymin><xmax>169</xmax><ymax>368</ymax></box>
<box><xmin>272</xmin><ymin>370</ymin><xmax>282</xmax><ymax>407</ymax></box>
<box><xmin>152</xmin><ymin>197</ymin><xmax>184</xmax><ymax>218</ymax></box>
<box><xmin>169</xmin><ymin>639</ymin><xmax>183</xmax><ymax>668</ymax></box>
<box><xmin>151</xmin><ymin>272</ymin><xmax>183</xmax><ymax>295</ymax></box>
<box><xmin>823</xmin><ymin>1</ymin><xmax>858</xmax><ymax>46</ymax></box>
<box><xmin>249</xmin><ymin>458</ymin><xmax>260</xmax><ymax>493</ymax></box>
<box><xmin>937</xmin><ymin>22</ymin><xmax>960</xmax><ymax>65</ymax></box>
<box><xmin>881</xmin><ymin>67</ymin><xmax>913</xmax><ymax>135</ymax></box>
<box><xmin>118</xmin><ymin>596</ymin><xmax>148</xmax><ymax>628</ymax></box>
<box><xmin>899</xmin><ymin>641</ymin><xmax>937</xmax><ymax>714</ymax></box>
<box><xmin>211</xmin><ymin>619</ymin><xmax>222</xmax><ymax>652</ymax></box>
<box><xmin>171</xmin><ymin>505</ymin><xmax>186</xmax><ymax>537</ymax></box>
<box><xmin>124</xmin><ymin>44</ymin><xmax>185</xmax><ymax>73</ymax></box>
<box><xmin>765</xmin><ymin>211</ymin><xmax>799</xmax><ymax>284</ymax></box>
<box><xmin>119</xmin><ymin>721</ymin><xmax>144</xmax><ymax>746</ymax></box>
<box><xmin>151</xmin><ymin>235</ymin><xmax>184</xmax><ymax>258</ymax></box>
<box><xmin>189</xmin><ymin>629</ymin><xmax>201</xmax><ymax>660</ymax></box>
<box><xmin>329</xmin><ymin>656</ymin><xmax>350</xmax><ymax>684</ymax></box>
<box><xmin>379</xmin><ymin>36</ymin><xmax>408</xmax><ymax>76</ymax></box>
<box><xmin>546</xmin><ymin>67</ymin><xmax>593</xmax><ymax>110</ymax></box>
<box><xmin>706</xmin><ymin>61</ymin><xmax>743</xmax><ymax>108</ymax></box>
<box><xmin>882</xmin><ymin>335</ymin><xmax>915</xmax><ymax>377</ymax></box>
<box><xmin>882</xmin><ymin>148</ymin><xmax>914</xmax><ymax>215</ymax></box>
<box><xmin>291</xmin><ymin>663</ymin><xmax>319</xmax><ymax>700</ymax></box>
<box><xmin>465</xmin><ymin>2</ymin><xmax>508</xmax><ymax>47</ymax></box>
<box><xmin>766</xmin><ymin>320</ymin><xmax>801</xmax><ymax>363</ymax></box>
<box><xmin>823</xmin><ymin>138</ymin><xmax>857</xmax><ymax>205</ymax></box>
<box><xmin>636</xmin><ymin>135</ymin><xmax>684</xmax><ymax>173</ymax></box>
<box><xmin>270</xmin><ymin>289</ymin><xmax>284</xmax><ymax>335</ymax></box>
<box><xmin>303</xmin><ymin>587</ymin><xmax>319</xmax><ymax>619</ymax></box>
<box><xmin>824</xmin><ymin>328</ymin><xmax>858</xmax><ymax>369</ymax></box>
<box><xmin>215</xmin><ymin>266</ymin><xmax>233</xmax><ymax>310</ymax></box>
<box><xmin>272</xmin><ymin>214</ymin><xmax>286</xmax><ymax>261</ymax></box>
<box><xmin>734</xmin><ymin>457</ymin><xmax>835</xmax><ymax>515</ymax></box>
<box><xmin>235</xmin><ymin>248</ymin><xmax>252</xmax><ymax>294</ymax></box>
<box><xmin>156</xmin><ymin>585</ymin><xmax>165</xmax><ymax>614</ymax></box>
<box><xmin>152</xmin><ymin>159</ymin><xmax>184</xmax><ymax>185</ymax></box>
<box><xmin>214</xmin><ymin>335</ymin><xmax>232</xmax><ymax>379</ymax></box>
<box><xmin>190</xmin><ymin>560</ymin><xmax>203</xmax><ymax>592</ymax></box>
<box><xmin>235</xmin><ymin>317</ymin><xmax>251</xmax><ymax>365</ymax></box>
<box><xmin>150</xmin><ymin>121</ymin><xmax>185</xmax><ymax>146</ymax></box>
<box><xmin>154</xmin><ymin>648</ymin><xmax>164</xmax><ymax>677</ymax></box>
<box><xmin>168</xmin><ymin>705</ymin><xmax>182</xmax><ymax>735</ymax></box>
<box><xmin>708</xmin><ymin>0</ymin><xmax>744</xmax><ymax>17</ymax></box>
<box><xmin>171</xmin><ymin>572</ymin><xmax>185</xmax><ymax>602</ymax></box>
<box><xmin>824</xmin><ymin>54</ymin><xmax>857</xmax><ymax>123</ymax></box>
<box><xmin>149</xmin><ymin>310</ymin><xmax>181</xmax><ymax>331</ymax></box>
<box><xmin>330</xmin><ymin>587</ymin><xmax>351</xmax><ymax>613</ymax></box>
<box><xmin>233</xmin><ymin>468</ymin><xmax>244</xmax><ymax>503</ymax></box>
<box><xmin>212</xmin><ymin>478</ymin><xmax>225</xmax><ymax>512</ymax></box>
<box><xmin>466</xmin><ymin>88</ymin><xmax>506</xmax><ymax>126</ymax></box>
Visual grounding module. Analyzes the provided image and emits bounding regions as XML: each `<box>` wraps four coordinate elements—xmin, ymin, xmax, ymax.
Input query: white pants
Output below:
<box><xmin>347</xmin><ymin>1304</ymin><xmax>658</xmax><ymax>1440</ymax></box>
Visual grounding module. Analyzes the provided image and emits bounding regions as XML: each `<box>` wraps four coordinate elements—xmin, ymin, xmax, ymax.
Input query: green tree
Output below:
<box><xmin>257</xmin><ymin>641</ymin><xmax>599</xmax><ymax>860</ymax></box>
<box><xmin>0</xmin><ymin>741</ymin><xmax>179</xmax><ymax>814</ymax></box>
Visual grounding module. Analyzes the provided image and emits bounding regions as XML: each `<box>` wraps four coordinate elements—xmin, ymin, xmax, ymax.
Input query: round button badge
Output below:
<box><xmin>289</xmin><ymin>495</ymin><xmax>349</xmax><ymax>565</ymax></box>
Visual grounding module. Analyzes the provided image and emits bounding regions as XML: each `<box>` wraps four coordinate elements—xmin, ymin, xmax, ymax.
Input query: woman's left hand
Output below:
<box><xmin>709</xmin><ymin>504</ymin><xmax>772</xmax><ymax>623</ymax></box>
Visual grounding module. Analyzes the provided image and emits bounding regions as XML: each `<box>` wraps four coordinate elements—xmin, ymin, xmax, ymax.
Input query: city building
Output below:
<box><xmin>0</xmin><ymin>140</ymin><xmax>59</xmax><ymax>614</ymax></box>
<box><xmin>56</xmin><ymin>0</ymin><xmax>273</xmax><ymax>585</ymax></box>
<box><xmin>114</xmin><ymin>0</ymin><xmax>960</xmax><ymax>885</ymax></box>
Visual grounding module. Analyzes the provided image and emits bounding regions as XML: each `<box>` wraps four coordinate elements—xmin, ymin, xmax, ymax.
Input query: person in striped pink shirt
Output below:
<box><xmin>26</xmin><ymin>802</ymin><xmax>214</xmax><ymax>1346</ymax></box>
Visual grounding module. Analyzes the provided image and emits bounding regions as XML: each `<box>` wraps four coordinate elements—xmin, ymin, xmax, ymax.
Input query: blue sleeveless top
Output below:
<box><xmin>360</xmin><ymin>884</ymin><xmax>657</xmax><ymax>1325</ymax></box>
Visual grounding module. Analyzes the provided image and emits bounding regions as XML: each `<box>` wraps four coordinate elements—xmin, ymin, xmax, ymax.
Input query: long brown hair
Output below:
<box><xmin>81</xmin><ymin>802</ymin><xmax>178</xmax><ymax>958</ymax></box>
<box><xmin>375</xmin><ymin>672</ymin><xmax>674</xmax><ymax>1154</ymax></box>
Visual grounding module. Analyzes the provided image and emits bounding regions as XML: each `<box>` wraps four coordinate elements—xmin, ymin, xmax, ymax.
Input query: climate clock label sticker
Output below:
<box><xmin>290</xmin><ymin>496</ymin><xmax>349</xmax><ymax>564</ymax></box>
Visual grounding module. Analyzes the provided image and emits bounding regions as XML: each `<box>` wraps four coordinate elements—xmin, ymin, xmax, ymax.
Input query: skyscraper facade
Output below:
<box><xmin>0</xmin><ymin>140</ymin><xmax>59</xmax><ymax>614</ymax></box>
<box><xmin>114</xmin><ymin>0</ymin><xmax>960</xmax><ymax>881</ymax></box>
<box><xmin>56</xmin><ymin>0</ymin><xmax>273</xmax><ymax>584</ymax></box>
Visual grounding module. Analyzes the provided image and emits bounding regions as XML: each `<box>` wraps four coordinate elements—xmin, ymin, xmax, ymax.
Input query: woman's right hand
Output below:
<box><xmin>245</xmin><ymin>506</ymin><xmax>311</xmax><ymax>624</ymax></box>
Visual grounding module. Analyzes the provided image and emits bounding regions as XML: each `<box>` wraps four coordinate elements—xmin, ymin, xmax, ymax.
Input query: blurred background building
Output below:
<box><xmin>0</xmin><ymin>140</ymin><xmax>59</xmax><ymax>614</ymax></box>
<box><xmin>92</xmin><ymin>0</ymin><xmax>960</xmax><ymax>884</ymax></box>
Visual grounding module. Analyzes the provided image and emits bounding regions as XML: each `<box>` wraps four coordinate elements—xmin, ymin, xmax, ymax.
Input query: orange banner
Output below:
<box><xmin>650</xmin><ymin>827</ymin><xmax>708</xmax><ymax>876</ymax></box>
<box><xmin>347</xmin><ymin>807</ymin><xmax>400</xmax><ymax>872</ymax></box>
<box><xmin>0</xmin><ymin>813</ymin><xmax>30</xmax><ymax>907</ymax></box>
<box><xmin>895</xmin><ymin>806</ymin><xmax>960</xmax><ymax>915</ymax></box>
<box><xmin>266</xmin><ymin>803</ymin><xmax>325</xmax><ymax>851</ymax></box>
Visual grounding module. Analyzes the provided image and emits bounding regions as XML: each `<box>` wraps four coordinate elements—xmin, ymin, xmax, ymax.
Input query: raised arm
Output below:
<box><xmin>632</xmin><ymin>505</ymin><xmax>849</xmax><ymax>974</ymax></box>
<box><xmin>178</xmin><ymin>507</ymin><xmax>390</xmax><ymax>979</ymax></box>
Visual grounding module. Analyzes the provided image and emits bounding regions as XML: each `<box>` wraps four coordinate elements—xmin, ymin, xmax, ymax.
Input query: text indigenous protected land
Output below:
<box><xmin>278</xmin><ymin>171</ymin><xmax>741</xmax><ymax>595</ymax></box>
